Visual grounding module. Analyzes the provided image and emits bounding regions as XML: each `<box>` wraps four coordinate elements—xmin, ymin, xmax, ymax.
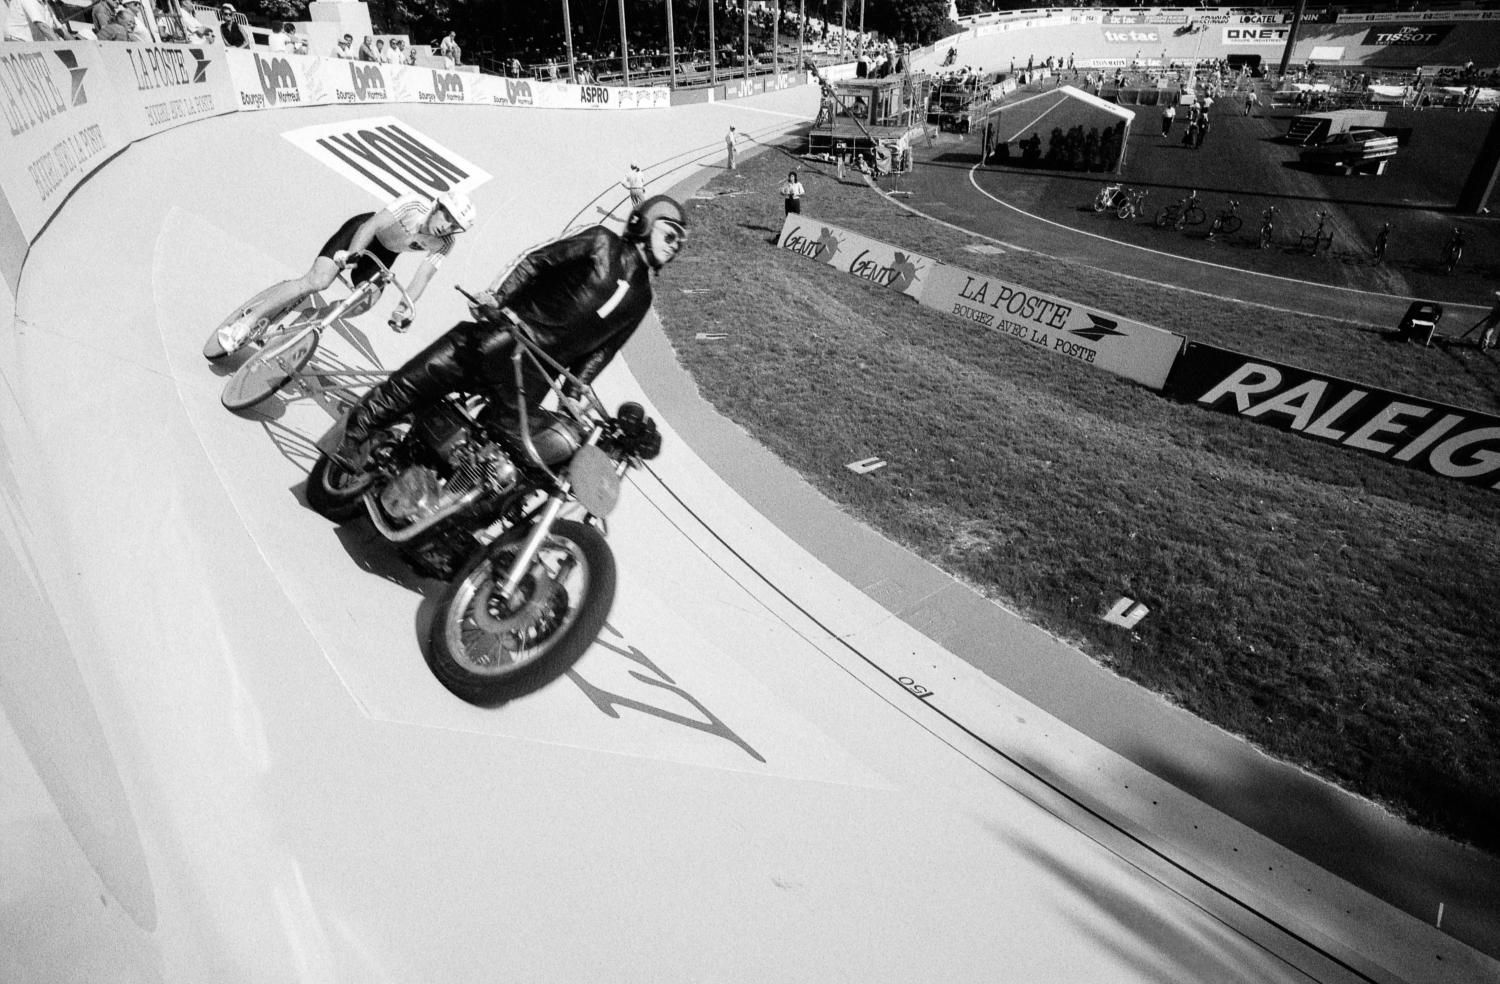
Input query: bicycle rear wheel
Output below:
<box><xmin>1220</xmin><ymin>215</ymin><xmax>1242</xmax><ymax>235</ymax></box>
<box><xmin>221</xmin><ymin>327</ymin><xmax>320</xmax><ymax>411</ymax></box>
<box><xmin>1154</xmin><ymin>208</ymin><xmax>1173</xmax><ymax>228</ymax></box>
<box><xmin>1184</xmin><ymin>204</ymin><xmax>1207</xmax><ymax>226</ymax></box>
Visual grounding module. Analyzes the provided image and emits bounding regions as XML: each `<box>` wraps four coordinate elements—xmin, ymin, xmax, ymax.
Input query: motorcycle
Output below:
<box><xmin>305</xmin><ymin>308</ymin><xmax>662</xmax><ymax>705</ymax></box>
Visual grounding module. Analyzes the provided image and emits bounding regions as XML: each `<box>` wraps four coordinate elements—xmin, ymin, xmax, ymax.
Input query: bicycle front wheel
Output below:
<box><xmin>221</xmin><ymin>327</ymin><xmax>320</xmax><ymax>411</ymax></box>
<box><xmin>1221</xmin><ymin>215</ymin><xmax>1242</xmax><ymax>235</ymax></box>
<box><xmin>1154</xmin><ymin>208</ymin><xmax>1173</xmax><ymax>228</ymax></box>
<box><xmin>1184</xmin><ymin>204</ymin><xmax>1207</xmax><ymax>226</ymax></box>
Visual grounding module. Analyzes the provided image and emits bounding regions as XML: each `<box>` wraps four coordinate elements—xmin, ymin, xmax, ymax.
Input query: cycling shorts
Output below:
<box><xmin>319</xmin><ymin>212</ymin><xmax>400</xmax><ymax>286</ymax></box>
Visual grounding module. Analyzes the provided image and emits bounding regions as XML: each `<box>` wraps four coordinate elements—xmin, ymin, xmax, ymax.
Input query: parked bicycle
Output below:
<box><xmin>1093</xmin><ymin>182</ymin><xmax>1127</xmax><ymax>213</ymax></box>
<box><xmin>1298</xmin><ymin>209</ymin><xmax>1334</xmax><ymax>255</ymax></box>
<box><xmin>1258</xmin><ymin>205</ymin><xmax>1278</xmax><ymax>249</ymax></box>
<box><xmin>1373</xmin><ymin>221</ymin><xmax>1392</xmax><ymax>263</ymax></box>
<box><xmin>1441</xmin><ymin>226</ymin><xmax>1465</xmax><ymax>274</ymax></box>
<box><xmin>1115</xmin><ymin>188</ymin><xmax>1148</xmax><ymax>220</ymax></box>
<box><xmin>1155</xmin><ymin>189</ymin><xmax>1205</xmax><ymax>230</ymax></box>
<box><xmin>1205</xmin><ymin>199</ymin><xmax>1242</xmax><ymax>240</ymax></box>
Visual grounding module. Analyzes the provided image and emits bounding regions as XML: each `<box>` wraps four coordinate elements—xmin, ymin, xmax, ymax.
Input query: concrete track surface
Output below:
<box><xmin>1</xmin><ymin>88</ymin><xmax>1497</xmax><ymax>983</ymax></box>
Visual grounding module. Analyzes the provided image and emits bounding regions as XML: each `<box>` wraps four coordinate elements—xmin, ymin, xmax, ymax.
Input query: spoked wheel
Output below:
<box><xmin>1154</xmin><ymin>208</ymin><xmax>1172</xmax><ymax>229</ymax></box>
<box><xmin>221</xmin><ymin>327</ymin><xmax>320</xmax><ymax>411</ymax></box>
<box><xmin>428</xmin><ymin>519</ymin><xmax>616</xmax><ymax>705</ymax></box>
<box><xmin>1184</xmin><ymin>205</ymin><xmax>1207</xmax><ymax>226</ymax></box>
<box><xmin>1220</xmin><ymin>215</ymin><xmax>1242</xmax><ymax>235</ymax></box>
<box><xmin>203</xmin><ymin>300</ymin><xmax>299</xmax><ymax>361</ymax></box>
<box><xmin>1443</xmin><ymin>246</ymin><xmax>1462</xmax><ymax>274</ymax></box>
<box><xmin>305</xmin><ymin>451</ymin><xmax>376</xmax><ymax>522</ymax></box>
<box><xmin>1117</xmin><ymin>202</ymin><xmax>1135</xmax><ymax>220</ymax></box>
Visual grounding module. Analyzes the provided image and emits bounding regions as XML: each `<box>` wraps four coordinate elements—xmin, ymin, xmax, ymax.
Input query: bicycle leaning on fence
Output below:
<box><xmin>1205</xmin><ymin>198</ymin><xmax>1242</xmax><ymax>240</ymax></box>
<box><xmin>1297</xmin><ymin>209</ymin><xmax>1334</xmax><ymax>255</ymax></box>
<box><xmin>1258</xmin><ymin>205</ymin><xmax>1278</xmax><ymax>249</ymax></box>
<box><xmin>1440</xmin><ymin>226</ymin><xmax>1465</xmax><ymax>274</ymax></box>
<box><xmin>1154</xmin><ymin>189</ymin><xmax>1206</xmax><ymax>230</ymax></box>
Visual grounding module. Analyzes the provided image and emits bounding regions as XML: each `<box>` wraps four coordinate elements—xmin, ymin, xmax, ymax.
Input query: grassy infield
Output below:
<box><xmin>651</xmin><ymin>92</ymin><xmax>1500</xmax><ymax>853</ymax></box>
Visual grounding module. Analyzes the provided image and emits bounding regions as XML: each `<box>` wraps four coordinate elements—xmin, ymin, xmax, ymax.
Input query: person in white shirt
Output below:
<box><xmin>5</xmin><ymin>0</ymin><xmax>63</xmax><ymax>40</ymax></box>
<box><xmin>332</xmin><ymin>33</ymin><xmax>354</xmax><ymax>58</ymax></box>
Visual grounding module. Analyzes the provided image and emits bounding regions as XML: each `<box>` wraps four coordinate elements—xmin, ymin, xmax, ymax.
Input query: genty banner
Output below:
<box><xmin>1165</xmin><ymin>343</ymin><xmax>1500</xmax><ymax>491</ymax></box>
<box><xmin>777</xmin><ymin>214</ymin><xmax>932</xmax><ymax>300</ymax></box>
<box><xmin>919</xmin><ymin>264</ymin><xmax>1183</xmax><ymax>390</ymax></box>
<box><xmin>0</xmin><ymin>42</ymin><xmax>130</xmax><ymax>241</ymax></box>
<box><xmin>281</xmin><ymin>115</ymin><xmax>492</xmax><ymax>202</ymax></box>
<box><xmin>96</xmin><ymin>43</ymin><xmax>233</xmax><ymax>140</ymax></box>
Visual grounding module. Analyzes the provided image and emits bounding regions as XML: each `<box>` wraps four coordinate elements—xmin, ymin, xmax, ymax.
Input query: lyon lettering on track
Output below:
<box><xmin>282</xmin><ymin>115</ymin><xmax>492</xmax><ymax>201</ymax></box>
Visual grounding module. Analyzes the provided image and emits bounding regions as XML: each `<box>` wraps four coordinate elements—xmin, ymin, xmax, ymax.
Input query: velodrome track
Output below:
<box><xmin>1</xmin><ymin>84</ymin><xmax>1497</xmax><ymax>983</ymax></box>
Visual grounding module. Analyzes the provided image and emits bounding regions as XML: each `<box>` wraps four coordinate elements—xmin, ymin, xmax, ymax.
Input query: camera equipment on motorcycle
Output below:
<box><xmin>433</xmin><ymin>191</ymin><xmax>476</xmax><ymax>232</ymax></box>
<box><xmin>624</xmin><ymin>194</ymin><xmax>686</xmax><ymax>242</ymax></box>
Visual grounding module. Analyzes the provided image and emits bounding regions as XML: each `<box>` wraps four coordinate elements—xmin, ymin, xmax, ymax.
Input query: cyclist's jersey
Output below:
<box><xmin>374</xmin><ymin>193</ymin><xmax>458</xmax><ymax>267</ymax></box>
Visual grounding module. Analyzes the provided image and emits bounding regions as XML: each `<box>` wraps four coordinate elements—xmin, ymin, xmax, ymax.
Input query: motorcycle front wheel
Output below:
<box><xmin>429</xmin><ymin>518</ymin><xmax>616</xmax><ymax>704</ymax></box>
<box><xmin>306</xmin><ymin>452</ymin><xmax>375</xmax><ymax>522</ymax></box>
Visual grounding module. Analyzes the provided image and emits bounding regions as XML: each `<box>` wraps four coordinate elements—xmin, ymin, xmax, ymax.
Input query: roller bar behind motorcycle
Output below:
<box><xmin>306</xmin><ymin>297</ymin><xmax>662</xmax><ymax>705</ymax></box>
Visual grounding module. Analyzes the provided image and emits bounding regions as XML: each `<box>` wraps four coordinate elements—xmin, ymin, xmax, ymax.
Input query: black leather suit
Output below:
<box><xmin>339</xmin><ymin>225</ymin><xmax>654</xmax><ymax>456</ymax></box>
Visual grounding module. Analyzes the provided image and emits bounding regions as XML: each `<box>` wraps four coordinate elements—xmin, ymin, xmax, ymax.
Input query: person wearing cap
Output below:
<box><xmin>332</xmin><ymin>32</ymin><xmax>355</xmax><ymax>58</ymax></box>
<box><xmin>205</xmin><ymin>192</ymin><xmax>478</xmax><ymax>360</ymax></box>
<box><xmin>218</xmin><ymin>3</ymin><xmax>250</xmax><ymax>47</ymax></box>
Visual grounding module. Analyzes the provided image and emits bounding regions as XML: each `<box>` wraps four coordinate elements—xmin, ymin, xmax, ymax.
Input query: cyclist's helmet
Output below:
<box><xmin>625</xmin><ymin>194</ymin><xmax>687</xmax><ymax>271</ymax></box>
<box><xmin>432</xmin><ymin>191</ymin><xmax>476</xmax><ymax>232</ymax></box>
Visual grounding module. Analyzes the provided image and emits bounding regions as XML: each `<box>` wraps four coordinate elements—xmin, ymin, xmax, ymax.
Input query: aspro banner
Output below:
<box><xmin>1165</xmin><ymin>343</ymin><xmax>1500</xmax><ymax>491</ymax></box>
<box><xmin>96</xmin><ymin>43</ymin><xmax>233</xmax><ymax>140</ymax></box>
<box><xmin>0</xmin><ymin>43</ymin><xmax>131</xmax><ymax>240</ymax></box>
<box><xmin>1361</xmin><ymin>24</ymin><xmax>1454</xmax><ymax>46</ymax></box>
<box><xmin>1223</xmin><ymin>25</ymin><xmax>1291</xmax><ymax>44</ymax></box>
<box><xmin>920</xmin><ymin>264</ymin><xmax>1183</xmax><ymax>390</ymax></box>
<box><xmin>777</xmin><ymin>214</ymin><xmax>932</xmax><ymax>299</ymax></box>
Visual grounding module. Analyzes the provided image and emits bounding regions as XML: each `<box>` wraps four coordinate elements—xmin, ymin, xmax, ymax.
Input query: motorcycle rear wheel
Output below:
<box><xmin>306</xmin><ymin>452</ymin><xmax>375</xmax><ymax>522</ymax></box>
<box><xmin>428</xmin><ymin>518</ymin><xmax>615</xmax><ymax>704</ymax></box>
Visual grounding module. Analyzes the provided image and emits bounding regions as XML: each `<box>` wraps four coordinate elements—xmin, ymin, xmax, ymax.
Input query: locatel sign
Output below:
<box><xmin>1166</xmin><ymin>343</ymin><xmax>1500</xmax><ymax>491</ymax></box>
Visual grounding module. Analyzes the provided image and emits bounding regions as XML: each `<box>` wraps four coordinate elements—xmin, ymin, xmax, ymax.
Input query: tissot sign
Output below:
<box><xmin>1362</xmin><ymin>24</ymin><xmax>1454</xmax><ymax>45</ymax></box>
<box><xmin>1166</xmin><ymin>343</ymin><xmax>1500</xmax><ymax>491</ymax></box>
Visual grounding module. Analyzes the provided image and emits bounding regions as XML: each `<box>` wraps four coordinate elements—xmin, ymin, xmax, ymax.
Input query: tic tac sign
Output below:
<box><xmin>280</xmin><ymin>115</ymin><xmax>492</xmax><ymax>201</ymax></box>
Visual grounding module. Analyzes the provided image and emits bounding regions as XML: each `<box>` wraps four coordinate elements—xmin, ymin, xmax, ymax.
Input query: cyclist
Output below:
<box><xmin>204</xmin><ymin>191</ymin><xmax>477</xmax><ymax>359</ymax></box>
<box><xmin>328</xmin><ymin>195</ymin><xmax>687</xmax><ymax>471</ymax></box>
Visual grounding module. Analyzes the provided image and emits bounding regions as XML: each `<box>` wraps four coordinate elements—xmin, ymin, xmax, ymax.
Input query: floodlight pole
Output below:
<box><xmin>667</xmin><ymin>0</ymin><xmax>676</xmax><ymax>86</ymax></box>
<box><xmin>618</xmin><ymin>0</ymin><xmax>630</xmax><ymax>83</ymax></box>
<box><xmin>708</xmin><ymin>0</ymin><xmax>717</xmax><ymax>84</ymax></box>
<box><xmin>840</xmin><ymin>0</ymin><xmax>847</xmax><ymax>59</ymax></box>
<box><xmin>1277</xmin><ymin>0</ymin><xmax>1307</xmax><ymax>78</ymax></box>
<box><xmin>797</xmin><ymin>0</ymin><xmax>805</xmax><ymax>73</ymax></box>
<box><xmin>743</xmin><ymin>0</ymin><xmax>751</xmax><ymax>82</ymax></box>
<box><xmin>561</xmin><ymin>0</ymin><xmax>576</xmax><ymax>82</ymax></box>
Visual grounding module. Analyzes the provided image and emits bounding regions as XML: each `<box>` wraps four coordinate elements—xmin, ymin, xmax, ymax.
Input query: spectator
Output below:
<box><xmin>332</xmin><ymin>32</ymin><xmax>355</xmax><ymax>58</ymax></box>
<box><xmin>438</xmin><ymin>30</ymin><xmax>460</xmax><ymax>67</ymax></box>
<box><xmin>169</xmin><ymin>0</ymin><xmax>213</xmax><ymax>42</ymax></box>
<box><xmin>508</xmin><ymin>56</ymin><xmax>522</xmax><ymax>77</ymax></box>
<box><xmin>5</xmin><ymin>0</ymin><xmax>63</xmax><ymax>40</ymax></box>
<box><xmin>268</xmin><ymin>21</ymin><xmax>304</xmax><ymax>54</ymax></box>
<box><xmin>1195</xmin><ymin>112</ymin><xmax>1210</xmax><ymax>148</ymax></box>
<box><xmin>374</xmin><ymin>38</ymin><xmax>387</xmax><ymax>61</ymax></box>
<box><xmin>386</xmin><ymin>38</ymin><xmax>405</xmax><ymax>65</ymax></box>
<box><xmin>97</xmin><ymin>6</ymin><xmax>141</xmax><ymax>39</ymax></box>
<box><xmin>725</xmin><ymin>126</ymin><xmax>739</xmax><ymax>170</ymax></box>
<box><xmin>91</xmin><ymin>0</ymin><xmax>123</xmax><ymax>34</ymax></box>
<box><xmin>358</xmin><ymin>35</ymin><xmax>377</xmax><ymax>61</ymax></box>
<box><xmin>779</xmin><ymin>169</ymin><xmax>804</xmax><ymax>215</ymax></box>
<box><xmin>623</xmin><ymin>163</ymin><xmax>645</xmax><ymax>207</ymax></box>
<box><xmin>1161</xmin><ymin>102</ymin><xmax>1175</xmax><ymax>136</ymax></box>
<box><xmin>218</xmin><ymin>3</ymin><xmax>250</xmax><ymax>48</ymax></box>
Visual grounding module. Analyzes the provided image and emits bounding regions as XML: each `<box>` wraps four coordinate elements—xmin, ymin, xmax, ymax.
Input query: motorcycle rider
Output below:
<box><xmin>328</xmin><ymin>194</ymin><xmax>688</xmax><ymax>470</ymax></box>
<box><xmin>205</xmin><ymin>191</ymin><xmax>477</xmax><ymax>359</ymax></box>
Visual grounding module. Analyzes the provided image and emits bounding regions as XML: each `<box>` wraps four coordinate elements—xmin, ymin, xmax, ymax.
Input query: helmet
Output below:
<box><xmin>625</xmin><ymin>195</ymin><xmax>687</xmax><ymax>271</ymax></box>
<box><xmin>624</xmin><ymin>194</ymin><xmax>686</xmax><ymax>241</ymax></box>
<box><xmin>432</xmin><ymin>191</ymin><xmax>476</xmax><ymax>232</ymax></box>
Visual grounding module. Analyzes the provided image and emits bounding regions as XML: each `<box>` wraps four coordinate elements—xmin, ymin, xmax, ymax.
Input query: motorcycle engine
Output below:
<box><xmin>379</xmin><ymin>441</ymin><xmax>519</xmax><ymax>523</ymax></box>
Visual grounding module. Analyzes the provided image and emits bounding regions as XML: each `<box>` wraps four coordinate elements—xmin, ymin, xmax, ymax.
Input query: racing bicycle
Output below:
<box><xmin>219</xmin><ymin>252</ymin><xmax>413</xmax><ymax>411</ymax></box>
<box><xmin>1297</xmin><ymin>210</ymin><xmax>1334</xmax><ymax>255</ymax></box>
